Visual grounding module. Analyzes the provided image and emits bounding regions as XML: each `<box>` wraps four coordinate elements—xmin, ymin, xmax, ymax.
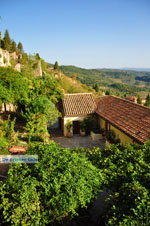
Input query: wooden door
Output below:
<box><xmin>73</xmin><ymin>121</ymin><xmax>80</xmax><ymax>134</ymax></box>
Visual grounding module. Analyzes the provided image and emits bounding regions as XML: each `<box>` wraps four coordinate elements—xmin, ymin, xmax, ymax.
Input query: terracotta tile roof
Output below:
<box><xmin>63</xmin><ymin>93</ymin><xmax>97</xmax><ymax>117</ymax></box>
<box><xmin>96</xmin><ymin>96</ymin><xmax>150</xmax><ymax>144</ymax></box>
<box><xmin>9</xmin><ymin>146</ymin><xmax>26</xmax><ymax>154</ymax></box>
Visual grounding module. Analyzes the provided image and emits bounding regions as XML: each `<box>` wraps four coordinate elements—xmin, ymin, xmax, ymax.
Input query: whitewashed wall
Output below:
<box><xmin>64</xmin><ymin>116</ymin><xmax>86</xmax><ymax>136</ymax></box>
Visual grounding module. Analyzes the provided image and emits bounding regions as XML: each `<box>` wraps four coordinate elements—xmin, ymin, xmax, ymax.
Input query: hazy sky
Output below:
<box><xmin>1</xmin><ymin>0</ymin><xmax>150</xmax><ymax>69</ymax></box>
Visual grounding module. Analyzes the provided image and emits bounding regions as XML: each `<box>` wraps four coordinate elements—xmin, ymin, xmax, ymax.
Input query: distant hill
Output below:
<box><xmin>59</xmin><ymin>65</ymin><xmax>150</xmax><ymax>98</ymax></box>
<box><xmin>121</xmin><ymin>68</ymin><xmax>150</xmax><ymax>72</ymax></box>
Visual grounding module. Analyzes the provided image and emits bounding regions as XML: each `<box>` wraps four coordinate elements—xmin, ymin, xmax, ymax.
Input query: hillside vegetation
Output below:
<box><xmin>59</xmin><ymin>65</ymin><xmax>150</xmax><ymax>97</ymax></box>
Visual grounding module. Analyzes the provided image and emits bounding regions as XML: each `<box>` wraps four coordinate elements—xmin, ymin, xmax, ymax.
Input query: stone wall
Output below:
<box><xmin>0</xmin><ymin>48</ymin><xmax>11</xmax><ymax>67</ymax></box>
<box><xmin>14</xmin><ymin>63</ymin><xmax>21</xmax><ymax>72</ymax></box>
<box><xmin>0</xmin><ymin>103</ymin><xmax>18</xmax><ymax>113</ymax></box>
<box><xmin>34</xmin><ymin>60</ymin><xmax>42</xmax><ymax>77</ymax></box>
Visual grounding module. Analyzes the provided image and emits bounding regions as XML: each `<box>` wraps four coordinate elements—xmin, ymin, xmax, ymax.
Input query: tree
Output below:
<box><xmin>93</xmin><ymin>83</ymin><xmax>99</xmax><ymax>92</ymax></box>
<box><xmin>11</xmin><ymin>40</ymin><xmax>17</xmax><ymax>52</ymax></box>
<box><xmin>35</xmin><ymin>53</ymin><xmax>40</xmax><ymax>60</ymax></box>
<box><xmin>145</xmin><ymin>93</ymin><xmax>150</xmax><ymax>107</ymax></box>
<box><xmin>0</xmin><ymin>142</ymin><xmax>102</xmax><ymax>225</ymax></box>
<box><xmin>105</xmin><ymin>90</ymin><xmax>110</xmax><ymax>95</ymax></box>
<box><xmin>137</xmin><ymin>95</ymin><xmax>142</xmax><ymax>104</ymax></box>
<box><xmin>24</xmin><ymin>95</ymin><xmax>59</xmax><ymax>142</ymax></box>
<box><xmin>3</xmin><ymin>29</ymin><xmax>11</xmax><ymax>52</ymax></box>
<box><xmin>17</xmin><ymin>41</ymin><xmax>23</xmax><ymax>53</ymax></box>
<box><xmin>54</xmin><ymin>61</ymin><xmax>59</xmax><ymax>70</ymax></box>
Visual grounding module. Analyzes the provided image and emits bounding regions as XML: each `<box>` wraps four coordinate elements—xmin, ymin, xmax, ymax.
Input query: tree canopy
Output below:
<box><xmin>11</xmin><ymin>40</ymin><xmax>17</xmax><ymax>52</ymax></box>
<box><xmin>54</xmin><ymin>61</ymin><xmax>59</xmax><ymax>70</ymax></box>
<box><xmin>3</xmin><ymin>29</ymin><xmax>11</xmax><ymax>51</ymax></box>
<box><xmin>0</xmin><ymin>142</ymin><xmax>102</xmax><ymax>225</ymax></box>
<box><xmin>17</xmin><ymin>41</ymin><xmax>23</xmax><ymax>53</ymax></box>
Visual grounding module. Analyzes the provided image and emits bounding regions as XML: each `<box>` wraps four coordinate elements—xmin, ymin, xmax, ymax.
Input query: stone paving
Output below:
<box><xmin>52</xmin><ymin>134</ymin><xmax>106</xmax><ymax>149</ymax></box>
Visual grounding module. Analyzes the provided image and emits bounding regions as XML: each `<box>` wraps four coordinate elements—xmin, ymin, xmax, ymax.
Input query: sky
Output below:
<box><xmin>0</xmin><ymin>0</ymin><xmax>150</xmax><ymax>69</ymax></box>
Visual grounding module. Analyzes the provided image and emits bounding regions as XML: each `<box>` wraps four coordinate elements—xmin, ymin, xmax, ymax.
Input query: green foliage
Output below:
<box><xmin>54</xmin><ymin>61</ymin><xmax>59</xmax><ymax>70</ymax></box>
<box><xmin>105</xmin><ymin>90</ymin><xmax>110</xmax><ymax>95</ymax></box>
<box><xmin>77</xmin><ymin>142</ymin><xmax>150</xmax><ymax>225</ymax></box>
<box><xmin>0</xmin><ymin>67</ymin><xmax>63</xmax><ymax>107</ymax></box>
<box><xmin>27</xmin><ymin>95</ymin><xmax>58</xmax><ymax>124</ymax></box>
<box><xmin>0</xmin><ymin>83</ymin><xmax>14</xmax><ymax>104</ymax></box>
<box><xmin>137</xmin><ymin>95</ymin><xmax>142</xmax><ymax>104</ymax></box>
<box><xmin>65</xmin><ymin>119</ymin><xmax>73</xmax><ymax>132</ymax></box>
<box><xmin>24</xmin><ymin>95</ymin><xmax>59</xmax><ymax>142</ymax></box>
<box><xmin>58</xmin><ymin>74</ymin><xmax>93</xmax><ymax>93</ymax></box>
<box><xmin>35</xmin><ymin>53</ymin><xmax>40</xmax><ymax>60</ymax></box>
<box><xmin>3</xmin><ymin>57</ymin><xmax>7</xmax><ymax>64</ymax></box>
<box><xmin>106</xmin><ymin>130</ymin><xmax>116</xmax><ymax>143</ymax></box>
<box><xmin>41</xmin><ymin>59</ymin><xmax>47</xmax><ymax>72</ymax></box>
<box><xmin>11</xmin><ymin>40</ymin><xmax>17</xmax><ymax>52</ymax></box>
<box><xmin>80</xmin><ymin>120</ymin><xmax>86</xmax><ymax>132</ymax></box>
<box><xmin>0</xmin><ymin>115</ymin><xmax>17</xmax><ymax>154</ymax></box>
<box><xmin>145</xmin><ymin>93</ymin><xmax>150</xmax><ymax>107</ymax></box>
<box><xmin>17</xmin><ymin>41</ymin><xmax>23</xmax><ymax>53</ymax></box>
<box><xmin>59</xmin><ymin>65</ymin><xmax>150</xmax><ymax>97</ymax></box>
<box><xmin>103</xmin><ymin>181</ymin><xmax>150</xmax><ymax>225</ymax></box>
<box><xmin>83</xmin><ymin>116</ymin><xmax>98</xmax><ymax>135</ymax></box>
<box><xmin>3</xmin><ymin>29</ymin><xmax>11</xmax><ymax>52</ymax></box>
<box><xmin>93</xmin><ymin>83</ymin><xmax>99</xmax><ymax>92</ymax></box>
<box><xmin>0</xmin><ymin>142</ymin><xmax>102</xmax><ymax>225</ymax></box>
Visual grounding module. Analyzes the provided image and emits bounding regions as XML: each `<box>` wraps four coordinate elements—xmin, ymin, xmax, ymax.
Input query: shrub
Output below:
<box><xmin>80</xmin><ymin>120</ymin><xmax>86</xmax><ymax>132</ymax></box>
<box><xmin>0</xmin><ymin>142</ymin><xmax>102</xmax><ymax>225</ymax></box>
<box><xmin>65</xmin><ymin>119</ymin><xmax>73</xmax><ymax>132</ymax></box>
<box><xmin>3</xmin><ymin>57</ymin><xmax>7</xmax><ymax>64</ymax></box>
<box><xmin>84</xmin><ymin>116</ymin><xmax>98</xmax><ymax>135</ymax></box>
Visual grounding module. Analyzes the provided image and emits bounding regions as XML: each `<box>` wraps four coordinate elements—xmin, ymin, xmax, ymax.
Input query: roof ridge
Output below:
<box><xmin>64</xmin><ymin>93</ymin><xmax>93</xmax><ymax>95</ymax></box>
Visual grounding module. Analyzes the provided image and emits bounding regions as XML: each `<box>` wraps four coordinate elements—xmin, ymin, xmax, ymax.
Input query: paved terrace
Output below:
<box><xmin>51</xmin><ymin>134</ymin><xmax>106</xmax><ymax>149</ymax></box>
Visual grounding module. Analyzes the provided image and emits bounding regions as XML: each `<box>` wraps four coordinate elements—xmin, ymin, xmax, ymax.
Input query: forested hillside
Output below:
<box><xmin>59</xmin><ymin>65</ymin><xmax>150</xmax><ymax>97</ymax></box>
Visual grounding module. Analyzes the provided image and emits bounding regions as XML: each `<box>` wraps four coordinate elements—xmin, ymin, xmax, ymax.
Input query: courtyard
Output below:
<box><xmin>51</xmin><ymin>134</ymin><xmax>106</xmax><ymax>149</ymax></box>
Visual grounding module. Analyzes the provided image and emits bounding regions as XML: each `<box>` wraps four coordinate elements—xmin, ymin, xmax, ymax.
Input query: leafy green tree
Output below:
<box><xmin>93</xmin><ymin>83</ymin><xmax>99</xmax><ymax>92</ymax></box>
<box><xmin>35</xmin><ymin>53</ymin><xmax>40</xmax><ymax>60</ymax></box>
<box><xmin>17</xmin><ymin>41</ymin><xmax>23</xmax><ymax>53</ymax></box>
<box><xmin>137</xmin><ymin>95</ymin><xmax>142</xmax><ymax>104</ymax></box>
<box><xmin>27</xmin><ymin>95</ymin><xmax>59</xmax><ymax>124</ymax></box>
<box><xmin>54</xmin><ymin>61</ymin><xmax>59</xmax><ymax>70</ymax></box>
<box><xmin>0</xmin><ymin>142</ymin><xmax>102</xmax><ymax>225</ymax></box>
<box><xmin>3</xmin><ymin>29</ymin><xmax>11</xmax><ymax>52</ymax></box>
<box><xmin>11</xmin><ymin>40</ymin><xmax>17</xmax><ymax>52</ymax></box>
<box><xmin>105</xmin><ymin>90</ymin><xmax>110</xmax><ymax>95</ymax></box>
<box><xmin>0</xmin><ymin>83</ymin><xmax>14</xmax><ymax>105</ymax></box>
<box><xmin>24</xmin><ymin>95</ymin><xmax>59</xmax><ymax>142</ymax></box>
<box><xmin>145</xmin><ymin>93</ymin><xmax>150</xmax><ymax>107</ymax></box>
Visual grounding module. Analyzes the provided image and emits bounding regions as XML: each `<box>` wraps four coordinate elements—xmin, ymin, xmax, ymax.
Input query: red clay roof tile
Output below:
<box><xmin>96</xmin><ymin>96</ymin><xmax>150</xmax><ymax>144</ymax></box>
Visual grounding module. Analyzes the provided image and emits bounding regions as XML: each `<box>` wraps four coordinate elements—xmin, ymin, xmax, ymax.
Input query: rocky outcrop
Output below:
<box><xmin>14</xmin><ymin>63</ymin><xmax>21</xmax><ymax>72</ymax></box>
<box><xmin>0</xmin><ymin>103</ymin><xmax>17</xmax><ymax>112</ymax></box>
<box><xmin>34</xmin><ymin>60</ymin><xmax>42</xmax><ymax>77</ymax></box>
<box><xmin>0</xmin><ymin>48</ymin><xmax>11</xmax><ymax>67</ymax></box>
<box><xmin>10</xmin><ymin>52</ymin><xmax>18</xmax><ymax>62</ymax></box>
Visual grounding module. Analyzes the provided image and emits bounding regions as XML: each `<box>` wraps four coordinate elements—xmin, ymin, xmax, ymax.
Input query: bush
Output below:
<box><xmin>84</xmin><ymin>116</ymin><xmax>98</xmax><ymax>135</ymax></box>
<box><xmin>0</xmin><ymin>142</ymin><xmax>102</xmax><ymax>225</ymax></box>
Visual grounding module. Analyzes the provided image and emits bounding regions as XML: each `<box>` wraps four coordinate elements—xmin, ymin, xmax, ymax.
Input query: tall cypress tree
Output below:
<box><xmin>145</xmin><ymin>94</ymin><xmax>150</xmax><ymax>107</ymax></box>
<box><xmin>54</xmin><ymin>61</ymin><xmax>59</xmax><ymax>70</ymax></box>
<box><xmin>137</xmin><ymin>95</ymin><xmax>142</xmax><ymax>104</ymax></box>
<box><xmin>3</xmin><ymin>29</ymin><xmax>11</xmax><ymax>52</ymax></box>
<box><xmin>11</xmin><ymin>40</ymin><xmax>17</xmax><ymax>52</ymax></box>
<box><xmin>17</xmin><ymin>42</ymin><xmax>23</xmax><ymax>53</ymax></box>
